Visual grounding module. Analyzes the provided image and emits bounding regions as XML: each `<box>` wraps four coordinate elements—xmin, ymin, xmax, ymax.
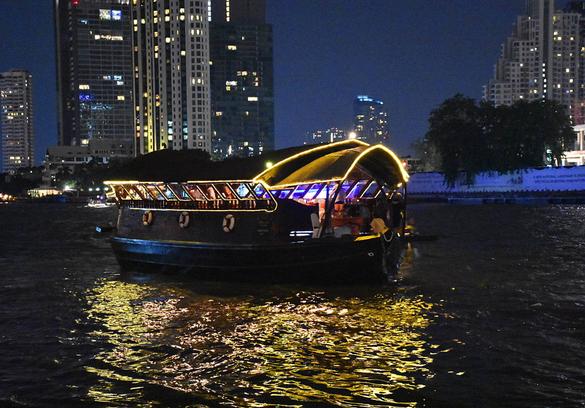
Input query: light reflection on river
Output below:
<box><xmin>1</xmin><ymin>203</ymin><xmax>585</xmax><ymax>407</ymax></box>
<box><xmin>84</xmin><ymin>275</ymin><xmax>439</xmax><ymax>407</ymax></box>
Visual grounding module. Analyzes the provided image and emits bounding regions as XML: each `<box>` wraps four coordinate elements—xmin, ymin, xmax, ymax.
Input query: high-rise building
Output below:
<box><xmin>132</xmin><ymin>0</ymin><xmax>211</xmax><ymax>155</ymax></box>
<box><xmin>352</xmin><ymin>95</ymin><xmax>390</xmax><ymax>145</ymax></box>
<box><xmin>0</xmin><ymin>70</ymin><xmax>34</xmax><ymax>173</ymax></box>
<box><xmin>54</xmin><ymin>0</ymin><xmax>134</xmax><ymax>150</ymax></box>
<box><xmin>209</xmin><ymin>0</ymin><xmax>274</xmax><ymax>159</ymax></box>
<box><xmin>484</xmin><ymin>0</ymin><xmax>585</xmax><ymax>122</ymax></box>
<box><xmin>304</xmin><ymin>128</ymin><xmax>346</xmax><ymax>145</ymax></box>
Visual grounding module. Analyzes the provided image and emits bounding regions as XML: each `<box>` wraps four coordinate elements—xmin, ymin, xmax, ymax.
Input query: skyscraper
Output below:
<box><xmin>209</xmin><ymin>0</ymin><xmax>274</xmax><ymax>159</ymax></box>
<box><xmin>54</xmin><ymin>0</ymin><xmax>134</xmax><ymax>149</ymax></box>
<box><xmin>484</xmin><ymin>0</ymin><xmax>585</xmax><ymax>122</ymax></box>
<box><xmin>304</xmin><ymin>128</ymin><xmax>346</xmax><ymax>145</ymax></box>
<box><xmin>132</xmin><ymin>0</ymin><xmax>211</xmax><ymax>155</ymax></box>
<box><xmin>0</xmin><ymin>70</ymin><xmax>34</xmax><ymax>173</ymax></box>
<box><xmin>352</xmin><ymin>95</ymin><xmax>390</xmax><ymax>145</ymax></box>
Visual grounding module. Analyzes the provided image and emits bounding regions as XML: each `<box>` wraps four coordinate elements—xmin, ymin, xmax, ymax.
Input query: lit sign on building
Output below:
<box><xmin>99</xmin><ymin>9</ymin><xmax>122</xmax><ymax>21</ymax></box>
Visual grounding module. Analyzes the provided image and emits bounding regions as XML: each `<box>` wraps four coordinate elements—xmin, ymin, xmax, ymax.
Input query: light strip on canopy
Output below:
<box><xmin>253</xmin><ymin>139</ymin><xmax>370</xmax><ymax>183</ymax></box>
<box><xmin>264</xmin><ymin>144</ymin><xmax>410</xmax><ymax>189</ymax></box>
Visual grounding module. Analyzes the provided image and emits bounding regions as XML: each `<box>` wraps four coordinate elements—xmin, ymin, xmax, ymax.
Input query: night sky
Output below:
<box><xmin>2</xmin><ymin>0</ymin><xmax>561</xmax><ymax>165</ymax></box>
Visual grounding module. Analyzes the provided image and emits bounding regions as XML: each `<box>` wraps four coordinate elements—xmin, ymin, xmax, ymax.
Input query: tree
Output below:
<box><xmin>419</xmin><ymin>95</ymin><xmax>577</xmax><ymax>185</ymax></box>
<box><xmin>424</xmin><ymin>94</ymin><xmax>485</xmax><ymax>185</ymax></box>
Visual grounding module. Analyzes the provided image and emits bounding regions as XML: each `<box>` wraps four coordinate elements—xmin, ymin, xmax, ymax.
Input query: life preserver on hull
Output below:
<box><xmin>223</xmin><ymin>214</ymin><xmax>235</xmax><ymax>232</ymax></box>
<box><xmin>142</xmin><ymin>210</ymin><xmax>154</xmax><ymax>226</ymax></box>
<box><xmin>178</xmin><ymin>211</ymin><xmax>190</xmax><ymax>228</ymax></box>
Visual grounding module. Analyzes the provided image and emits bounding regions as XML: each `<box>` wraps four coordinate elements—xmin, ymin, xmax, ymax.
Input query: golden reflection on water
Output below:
<box><xmin>84</xmin><ymin>277</ymin><xmax>438</xmax><ymax>407</ymax></box>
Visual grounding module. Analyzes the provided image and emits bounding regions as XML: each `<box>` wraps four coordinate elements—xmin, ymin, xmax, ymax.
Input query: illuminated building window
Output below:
<box><xmin>227</xmin><ymin>45</ymin><xmax>237</xmax><ymax>51</ymax></box>
<box><xmin>78</xmin><ymin>84</ymin><xmax>90</xmax><ymax>90</ymax></box>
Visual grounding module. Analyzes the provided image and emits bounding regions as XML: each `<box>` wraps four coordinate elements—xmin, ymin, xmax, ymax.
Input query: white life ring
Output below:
<box><xmin>178</xmin><ymin>211</ymin><xmax>190</xmax><ymax>228</ymax></box>
<box><xmin>142</xmin><ymin>210</ymin><xmax>154</xmax><ymax>226</ymax></box>
<box><xmin>223</xmin><ymin>214</ymin><xmax>235</xmax><ymax>232</ymax></box>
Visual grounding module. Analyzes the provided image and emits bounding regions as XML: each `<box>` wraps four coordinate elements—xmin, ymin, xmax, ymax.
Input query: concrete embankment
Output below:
<box><xmin>407</xmin><ymin>167</ymin><xmax>585</xmax><ymax>204</ymax></box>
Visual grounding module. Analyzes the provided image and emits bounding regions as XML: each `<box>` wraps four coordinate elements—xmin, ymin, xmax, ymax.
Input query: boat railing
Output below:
<box><xmin>104</xmin><ymin>180</ymin><xmax>278</xmax><ymax>212</ymax></box>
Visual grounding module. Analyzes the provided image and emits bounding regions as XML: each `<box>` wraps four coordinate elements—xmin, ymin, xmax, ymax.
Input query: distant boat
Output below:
<box><xmin>105</xmin><ymin>140</ymin><xmax>410</xmax><ymax>283</ymax></box>
<box><xmin>87</xmin><ymin>198</ymin><xmax>115</xmax><ymax>208</ymax></box>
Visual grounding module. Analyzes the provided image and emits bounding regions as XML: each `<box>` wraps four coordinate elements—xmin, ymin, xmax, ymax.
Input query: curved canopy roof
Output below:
<box><xmin>254</xmin><ymin>140</ymin><xmax>409</xmax><ymax>188</ymax></box>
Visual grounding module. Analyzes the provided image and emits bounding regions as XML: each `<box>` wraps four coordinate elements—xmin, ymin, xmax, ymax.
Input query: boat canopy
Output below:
<box><xmin>254</xmin><ymin>140</ymin><xmax>409</xmax><ymax>189</ymax></box>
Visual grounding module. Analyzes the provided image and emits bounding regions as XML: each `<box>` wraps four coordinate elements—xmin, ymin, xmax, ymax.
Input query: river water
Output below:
<box><xmin>0</xmin><ymin>203</ymin><xmax>584</xmax><ymax>407</ymax></box>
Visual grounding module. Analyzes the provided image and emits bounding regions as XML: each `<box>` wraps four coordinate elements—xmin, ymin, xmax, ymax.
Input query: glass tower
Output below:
<box><xmin>209</xmin><ymin>0</ymin><xmax>274</xmax><ymax>159</ymax></box>
<box><xmin>55</xmin><ymin>0</ymin><xmax>134</xmax><ymax>150</ymax></box>
<box><xmin>353</xmin><ymin>95</ymin><xmax>390</xmax><ymax>145</ymax></box>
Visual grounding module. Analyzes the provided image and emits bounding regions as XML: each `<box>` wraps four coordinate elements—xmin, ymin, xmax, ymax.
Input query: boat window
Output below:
<box><xmin>133</xmin><ymin>184</ymin><xmax>154</xmax><ymax>200</ymax></box>
<box><xmin>253</xmin><ymin>183</ymin><xmax>270</xmax><ymax>199</ymax></box>
<box><xmin>314</xmin><ymin>183</ymin><xmax>338</xmax><ymax>199</ymax></box>
<box><xmin>199</xmin><ymin>184</ymin><xmax>220</xmax><ymax>200</ymax></box>
<box><xmin>168</xmin><ymin>183</ymin><xmax>191</xmax><ymax>201</ymax></box>
<box><xmin>277</xmin><ymin>189</ymin><xmax>292</xmax><ymax>199</ymax></box>
<box><xmin>231</xmin><ymin>183</ymin><xmax>253</xmax><ymax>199</ymax></box>
<box><xmin>340</xmin><ymin>180</ymin><xmax>355</xmax><ymax>195</ymax></box>
<box><xmin>114</xmin><ymin>186</ymin><xmax>130</xmax><ymax>200</ymax></box>
<box><xmin>123</xmin><ymin>185</ymin><xmax>142</xmax><ymax>200</ymax></box>
<box><xmin>380</xmin><ymin>185</ymin><xmax>392</xmax><ymax>197</ymax></box>
<box><xmin>215</xmin><ymin>183</ymin><xmax>237</xmax><ymax>200</ymax></box>
<box><xmin>361</xmin><ymin>181</ymin><xmax>380</xmax><ymax>198</ymax></box>
<box><xmin>348</xmin><ymin>180</ymin><xmax>369</xmax><ymax>199</ymax></box>
<box><xmin>305</xmin><ymin>183</ymin><xmax>324</xmax><ymax>200</ymax></box>
<box><xmin>291</xmin><ymin>184</ymin><xmax>311</xmax><ymax>200</ymax></box>
<box><xmin>157</xmin><ymin>184</ymin><xmax>178</xmax><ymax>200</ymax></box>
<box><xmin>145</xmin><ymin>185</ymin><xmax>165</xmax><ymax>200</ymax></box>
<box><xmin>183</xmin><ymin>184</ymin><xmax>207</xmax><ymax>201</ymax></box>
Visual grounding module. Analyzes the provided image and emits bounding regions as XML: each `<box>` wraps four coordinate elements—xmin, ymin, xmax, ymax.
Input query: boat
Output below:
<box><xmin>105</xmin><ymin>140</ymin><xmax>410</xmax><ymax>283</ymax></box>
<box><xmin>87</xmin><ymin>197</ymin><xmax>116</xmax><ymax>208</ymax></box>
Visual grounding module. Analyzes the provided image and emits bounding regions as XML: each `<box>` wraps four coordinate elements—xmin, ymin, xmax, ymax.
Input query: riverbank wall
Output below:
<box><xmin>408</xmin><ymin>166</ymin><xmax>585</xmax><ymax>204</ymax></box>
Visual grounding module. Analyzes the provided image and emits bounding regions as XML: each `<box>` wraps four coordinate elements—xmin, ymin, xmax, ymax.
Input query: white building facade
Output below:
<box><xmin>564</xmin><ymin>124</ymin><xmax>585</xmax><ymax>165</ymax></box>
<box><xmin>484</xmin><ymin>0</ymin><xmax>585</xmax><ymax>121</ymax></box>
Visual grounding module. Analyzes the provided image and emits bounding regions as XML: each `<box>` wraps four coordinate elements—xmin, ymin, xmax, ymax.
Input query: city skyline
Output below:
<box><xmin>1</xmin><ymin>0</ymin><xmax>549</xmax><ymax>166</ymax></box>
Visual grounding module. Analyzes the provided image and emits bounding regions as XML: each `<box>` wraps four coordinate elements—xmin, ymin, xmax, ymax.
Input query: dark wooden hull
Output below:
<box><xmin>111</xmin><ymin>235</ymin><xmax>401</xmax><ymax>283</ymax></box>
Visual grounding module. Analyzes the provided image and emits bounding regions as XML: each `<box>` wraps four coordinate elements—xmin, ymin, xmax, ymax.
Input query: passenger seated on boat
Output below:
<box><xmin>220</xmin><ymin>185</ymin><xmax>235</xmax><ymax>199</ymax></box>
<box><xmin>188</xmin><ymin>186</ymin><xmax>204</xmax><ymax>200</ymax></box>
<box><xmin>370</xmin><ymin>218</ymin><xmax>389</xmax><ymax>235</ymax></box>
<box><xmin>206</xmin><ymin>186</ymin><xmax>217</xmax><ymax>199</ymax></box>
